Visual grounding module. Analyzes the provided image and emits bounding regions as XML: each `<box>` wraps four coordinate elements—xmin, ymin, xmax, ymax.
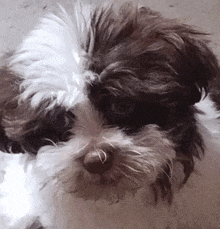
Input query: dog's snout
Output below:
<box><xmin>83</xmin><ymin>149</ymin><xmax>113</xmax><ymax>174</ymax></box>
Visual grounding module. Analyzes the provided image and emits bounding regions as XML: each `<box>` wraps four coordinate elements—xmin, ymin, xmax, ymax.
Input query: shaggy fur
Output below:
<box><xmin>0</xmin><ymin>2</ymin><xmax>220</xmax><ymax>229</ymax></box>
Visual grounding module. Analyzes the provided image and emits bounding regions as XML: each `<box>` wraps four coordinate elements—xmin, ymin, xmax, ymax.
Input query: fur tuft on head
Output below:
<box><xmin>9</xmin><ymin>4</ymin><xmax>94</xmax><ymax>110</ymax></box>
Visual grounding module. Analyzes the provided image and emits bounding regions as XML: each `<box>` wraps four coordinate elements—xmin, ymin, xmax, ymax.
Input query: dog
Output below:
<box><xmin>0</xmin><ymin>2</ymin><xmax>220</xmax><ymax>228</ymax></box>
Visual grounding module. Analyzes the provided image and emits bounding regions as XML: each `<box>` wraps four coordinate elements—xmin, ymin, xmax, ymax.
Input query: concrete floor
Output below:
<box><xmin>0</xmin><ymin>0</ymin><xmax>220</xmax><ymax>57</ymax></box>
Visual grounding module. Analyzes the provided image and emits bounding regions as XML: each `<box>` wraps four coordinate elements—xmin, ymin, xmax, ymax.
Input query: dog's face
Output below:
<box><xmin>0</xmin><ymin>3</ymin><xmax>219</xmax><ymax>202</ymax></box>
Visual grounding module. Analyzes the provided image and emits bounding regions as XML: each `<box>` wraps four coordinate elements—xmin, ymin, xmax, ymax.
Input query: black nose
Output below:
<box><xmin>83</xmin><ymin>149</ymin><xmax>113</xmax><ymax>174</ymax></box>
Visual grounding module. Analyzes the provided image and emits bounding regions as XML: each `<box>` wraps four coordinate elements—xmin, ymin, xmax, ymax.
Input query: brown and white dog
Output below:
<box><xmin>0</xmin><ymin>2</ymin><xmax>220</xmax><ymax>228</ymax></box>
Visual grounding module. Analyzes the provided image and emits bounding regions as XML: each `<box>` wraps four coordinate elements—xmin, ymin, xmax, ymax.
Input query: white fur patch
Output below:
<box><xmin>9</xmin><ymin>5</ymin><xmax>94</xmax><ymax>109</ymax></box>
<box><xmin>195</xmin><ymin>96</ymin><xmax>220</xmax><ymax>137</ymax></box>
<box><xmin>0</xmin><ymin>153</ymin><xmax>33</xmax><ymax>228</ymax></box>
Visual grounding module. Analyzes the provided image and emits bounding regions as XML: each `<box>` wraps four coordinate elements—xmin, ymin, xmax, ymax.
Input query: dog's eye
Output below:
<box><xmin>20</xmin><ymin>110</ymin><xmax>75</xmax><ymax>154</ymax></box>
<box><xmin>104</xmin><ymin>98</ymin><xmax>171</xmax><ymax>134</ymax></box>
<box><xmin>88</xmin><ymin>81</ymin><xmax>168</xmax><ymax>132</ymax></box>
<box><xmin>54</xmin><ymin>110</ymin><xmax>75</xmax><ymax>129</ymax></box>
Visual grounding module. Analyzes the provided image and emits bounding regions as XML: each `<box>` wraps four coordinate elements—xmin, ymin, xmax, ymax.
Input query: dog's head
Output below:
<box><xmin>0</xmin><ymin>3</ymin><xmax>219</xmax><ymax>202</ymax></box>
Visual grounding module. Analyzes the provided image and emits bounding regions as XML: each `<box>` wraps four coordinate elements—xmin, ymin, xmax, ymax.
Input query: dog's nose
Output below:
<box><xmin>83</xmin><ymin>149</ymin><xmax>113</xmax><ymax>174</ymax></box>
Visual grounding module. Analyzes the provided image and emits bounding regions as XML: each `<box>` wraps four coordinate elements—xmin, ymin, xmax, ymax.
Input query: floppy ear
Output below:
<box><xmin>166</xmin><ymin>28</ymin><xmax>220</xmax><ymax>105</ymax></box>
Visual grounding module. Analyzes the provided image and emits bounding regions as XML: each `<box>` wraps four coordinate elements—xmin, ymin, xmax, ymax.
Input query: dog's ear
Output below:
<box><xmin>164</xmin><ymin>27</ymin><xmax>220</xmax><ymax>105</ymax></box>
<box><xmin>136</xmin><ymin>6</ymin><xmax>220</xmax><ymax>105</ymax></box>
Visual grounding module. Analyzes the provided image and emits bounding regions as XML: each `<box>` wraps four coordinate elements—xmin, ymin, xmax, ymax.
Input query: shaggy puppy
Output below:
<box><xmin>0</xmin><ymin>2</ymin><xmax>220</xmax><ymax>229</ymax></box>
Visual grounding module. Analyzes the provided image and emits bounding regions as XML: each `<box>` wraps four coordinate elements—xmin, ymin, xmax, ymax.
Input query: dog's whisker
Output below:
<box><xmin>120</xmin><ymin>163</ymin><xmax>144</xmax><ymax>174</ymax></box>
<box><xmin>127</xmin><ymin>149</ymin><xmax>143</xmax><ymax>156</ymax></box>
<box><xmin>42</xmin><ymin>138</ymin><xmax>58</xmax><ymax>147</ymax></box>
<box><xmin>158</xmin><ymin>166</ymin><xmax>172</xmax><ymax>182</ymax></box>
<box><xmin>114</xmin><ymin>167</ymin><xmax>135</xmax><ymax>181</ymax></box>
<box><xmin>72</xmin><ymin>142</ymin><xmax>90</xmax><ymax>157</ymax></box>
<box><xmin>97</xmin><ymin>150</ymin><xmax>108</xmax><ymax>164</ymax></box>
<box><xmin>99</xmin><ymin>138</ymin><xmax>118</xmax><ymax>148</ymax></box>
